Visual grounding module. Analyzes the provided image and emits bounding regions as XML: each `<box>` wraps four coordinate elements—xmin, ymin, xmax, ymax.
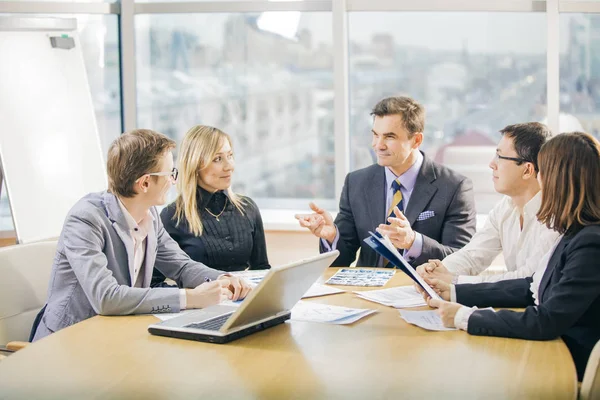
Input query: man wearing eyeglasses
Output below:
<box><xmin>416</xmin><ymin>122</ymin><xmax>561</xmax><ymax>285</ymax></box>
<box><xmin>32</xmin><ymin>129</ymin><xmax>252</xmax><ymax>341</ymax></box>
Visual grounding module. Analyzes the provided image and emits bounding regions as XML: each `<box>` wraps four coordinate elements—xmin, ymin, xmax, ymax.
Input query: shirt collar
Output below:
<box><xmin>385</xmin><ymin>150</ymin><xmax>423</xmax><ymax>192</ymax></box>
<box><xmin>197</xmin><ymin>185</ymin><xmax>231</xmax><ymax>210</ymax></box>
<box><xmin>116</xmin><ymin>197</ymin><xmax>154</xmax><ymax>237</ymax></box>
<box><xmin>523</xmin><ymin>191</ymin><xmax>542</xmax><ymax>217</ymax></box>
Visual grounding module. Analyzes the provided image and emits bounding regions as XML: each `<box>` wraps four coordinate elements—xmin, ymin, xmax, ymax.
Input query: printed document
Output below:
<box><xmin>291</xmin><ymin>301</ymin><xmax>376</xmax><ymax>324</ymax></box>
<box><xmin>355</xmin><ymin>285</ymin><xmax>426</xmax><ymax>308</ymax></box>
<box><xmin>398</xmin><ymin>310</ymin><xmax>457</xmax><ymax>331</ymax></box>
<box><xmin>325</xmin><ymin>268</ymin><xmax>395</xmax><ymax>287</ymax></box>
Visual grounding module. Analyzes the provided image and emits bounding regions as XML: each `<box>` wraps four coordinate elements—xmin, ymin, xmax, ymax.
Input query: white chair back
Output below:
<box><xmin>0</xmin><ymin>240</ymin><xmax>57</xmax><ymax>345</ymax></box>
<box><xmin>581</xmin><ymin>339</ymin><xmax>600</xmax><ymax>400</ymax></box>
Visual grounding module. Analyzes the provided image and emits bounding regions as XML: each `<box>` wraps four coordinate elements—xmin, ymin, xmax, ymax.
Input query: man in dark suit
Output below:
<box><xmin>296</xmin><ymin>96</ymin><xmax>476</xmax><ymax>267</ymax></box>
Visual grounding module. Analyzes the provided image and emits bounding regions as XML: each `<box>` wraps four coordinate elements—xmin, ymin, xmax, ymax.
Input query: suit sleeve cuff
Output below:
<box><xmin>403</xmin><ymin>232</ymin><xmax>423</xmax><ymax>262</ymax></box>
<box><xmin>454</xmin><ymin>306</ymin><xmax>476</xmax><ymax>331</ymax></box>
<box><xmin>321</xmin><ymin>228</ymin><xmax>340</xmax><ymax>251</ymax></box>
<box><xmin>179</xmin><ymin>289</ymin><xmax>187</xmax><ymax>310</ymax></box>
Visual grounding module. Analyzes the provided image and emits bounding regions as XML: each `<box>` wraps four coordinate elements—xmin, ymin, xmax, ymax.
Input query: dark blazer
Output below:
<box><xmin>321</xmin><ymin>152</ymin><xmax>476</xmax><ymax>267</ymax></box>
<box><xmin>456</xmin><ymin>225</ymin><xmax>600</xmax><ymax>380</ymax></box>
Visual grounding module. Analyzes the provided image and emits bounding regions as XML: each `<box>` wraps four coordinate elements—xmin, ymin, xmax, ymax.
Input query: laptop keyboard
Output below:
<box><xmin>184</xmin><ymin>313</ymin><xmax>233</xmax><ymax>331</ymax></box>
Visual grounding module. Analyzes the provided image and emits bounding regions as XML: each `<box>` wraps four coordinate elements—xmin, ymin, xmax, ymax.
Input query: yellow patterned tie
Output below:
<box><xmin>387</xmin><ymin>179</ymin><xmax>404</xmax><ymax>219</ymax></box>
<box><xmin>382</xmin><ymin>179</ymin><xmax>404</xmax><ymax>268</ymax></box>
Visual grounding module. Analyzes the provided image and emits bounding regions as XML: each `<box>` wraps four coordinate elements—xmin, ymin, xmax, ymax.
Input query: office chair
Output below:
<box><xmin>580</xmin><ymin>339</ymin><xmax>600</xmax><ymax>400</ymax></box>
<box><xmin>0</xmin><ymin>240</ymin><xmax>57</xmax><ymax>358</ymax></box>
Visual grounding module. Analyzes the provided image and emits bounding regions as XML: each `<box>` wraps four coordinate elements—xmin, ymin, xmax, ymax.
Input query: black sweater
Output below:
<box><xmin>152</xmin><ymin>187</ymin><xmax>270</xmax><ymax>287</ymax></box>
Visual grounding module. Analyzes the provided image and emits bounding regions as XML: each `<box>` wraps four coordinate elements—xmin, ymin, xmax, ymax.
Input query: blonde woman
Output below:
<box><xmin>152</xmin><ymin>125</ymin><xmax>270</xmax><ymax>287</ymax></box>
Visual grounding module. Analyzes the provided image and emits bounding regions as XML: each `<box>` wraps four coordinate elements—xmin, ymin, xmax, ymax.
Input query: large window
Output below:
<box><xmin>349</xmin><ymin>12</ymin><xmax>547</xmax><ymax>213</ymax></box>
<box><xmin>560</xmin><ymin>13</ymin><xmax>600</xmax><ymax>140</ymax></box>
<box><xmin>0</xmin><ymin>14</ymin><xmax>121</xmax><ymax>231</ymax></box>
<box><xmin>135</xmin><ymin>13</ymin><xmax>334</xmax><ymax>209</ymax></box>
<box><xmin>5</xmin><ymin>2</ymin><xmax>600</xmax><ymax>234</ymax></box>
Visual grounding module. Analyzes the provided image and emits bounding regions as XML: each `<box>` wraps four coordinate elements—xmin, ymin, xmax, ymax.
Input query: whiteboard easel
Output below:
<box><xmin>0</xmin><ymin>17</ymin><xmax>108</xmax><ymax>244</ymax></box>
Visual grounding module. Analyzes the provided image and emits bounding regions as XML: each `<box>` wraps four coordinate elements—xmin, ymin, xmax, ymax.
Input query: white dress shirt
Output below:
<box><xmin>443</xmin><ymin>192</ymin><xmax>560</xmax><ymax>284</ymax></box>
<box><xmin>117</xmin><ymin>199</ymin><xmax>187</xmax><ymax>309</ymax></box>
<box><xmin>530</xmin><ymin>234</ymin><xmax>563</xmax><ymax>305</ymax></box>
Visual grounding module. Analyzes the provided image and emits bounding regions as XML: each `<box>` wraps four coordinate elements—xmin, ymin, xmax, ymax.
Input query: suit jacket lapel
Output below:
<box><xmin>362</xmin><ymin>166</ymin><xmax>386</xmax><ymax>266</ymax></box>
<box><xmin>103</xmin><ymin>192</ymin><xmax>135</xmax><ymax>286</ymax></box>
<box><xmin>142</xmin><ymin>218</ymin><xmax>158</xmax><ymax>288</ymax></box>
<box><xmin>364</xmin><ymin>166</ymin><xmax>386</xmax><ymax>228</ymax></box>
<box><xmin>405</xmin><ymin>154</ymin><xmax>438</xmax><ymax>226</ymax></box>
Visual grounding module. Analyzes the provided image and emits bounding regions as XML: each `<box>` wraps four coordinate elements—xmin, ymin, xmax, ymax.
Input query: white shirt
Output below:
<box><xmin>530</xmin><ymin>234</ymin><xmax>564</xmax><ymax>305</ymax></box>
<box><xmin>117</xmin><ymin>199</ymin><xmax>187</xmax><ymax>309</ymax></box>
<box><xmin>443</xmin><ymin>192</ymin><xmax>560</xmax><ymax>284</ymax></box>
<box><xmin>117</xmin><ymin>199</ymin><xmax>153</xmax><ymax>287</ymax></box>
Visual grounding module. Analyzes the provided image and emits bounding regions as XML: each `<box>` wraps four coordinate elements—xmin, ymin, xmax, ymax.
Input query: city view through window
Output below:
<box><xmin>2</xmin><ymin>9</ymin><xmax>600</xmax><ymax>230</ymax></box>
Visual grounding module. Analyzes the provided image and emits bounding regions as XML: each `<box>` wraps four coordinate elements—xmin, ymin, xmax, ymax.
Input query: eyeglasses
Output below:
<box><xmin>493</xmin><ymin>153</ymin><xmax>528</xmax><ymax>164</ymax></box>
<box><xmin>146</xmin><ymin>167</ymin><xmax>178</xmax><ymax>182</ymax></box>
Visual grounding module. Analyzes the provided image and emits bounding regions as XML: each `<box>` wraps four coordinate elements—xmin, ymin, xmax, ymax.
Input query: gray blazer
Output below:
<box><xmin>321</xmin><ymin>153</ymin><xmax>476</xmax><ymax>267</ymax></box>
<box><xmin>33</xmin><ymin>192</ymin><xmax>223</xmax><ymax>341</ymax></box>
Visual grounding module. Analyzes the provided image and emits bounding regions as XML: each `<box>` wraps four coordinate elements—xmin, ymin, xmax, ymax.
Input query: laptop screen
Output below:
<box><xmin>222</xmin><ymin>251</ymin><xmax>339</xmax><ymax>331</ymax></box>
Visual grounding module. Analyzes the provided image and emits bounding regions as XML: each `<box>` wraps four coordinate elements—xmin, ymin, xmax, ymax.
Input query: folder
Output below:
<box><xmin>363</xmin><ymin>231</ymin><xmax>442</xmax><ymax>301</ymax></box>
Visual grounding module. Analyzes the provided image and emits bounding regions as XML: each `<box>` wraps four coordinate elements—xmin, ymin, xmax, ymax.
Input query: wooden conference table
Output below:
<box><xmin>0</xmin><ymin>268</ymin><xmax>577</xmax><ymax>399</ymax></box>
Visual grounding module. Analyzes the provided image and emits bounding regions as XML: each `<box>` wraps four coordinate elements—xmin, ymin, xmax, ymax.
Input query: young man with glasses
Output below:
<box><xmin>416</xmin><ymin>122</ymin><xmax>560</xmax><ymax>284</ymax></box>
<box><xmin>32</xmin><ymin>129</ymin><xmax>252</xmax><ymax>341</ymax></box>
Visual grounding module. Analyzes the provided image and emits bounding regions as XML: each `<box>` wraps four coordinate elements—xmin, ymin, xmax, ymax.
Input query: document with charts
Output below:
<box><xmin>325</xmin><ymin>268</ymin><xmax>395</xmax><ymax>287</ymax></box>
<box><xmin>229</xmin><ymin>269</ymin><xmax>269</xmax><ymax>286</ymax></box>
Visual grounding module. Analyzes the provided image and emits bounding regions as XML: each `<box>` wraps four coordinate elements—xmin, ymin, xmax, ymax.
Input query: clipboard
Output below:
<box><xmin>363</xmin><ymin>231</ymin><xmax>442</xmax><ymax>301</ymax></box>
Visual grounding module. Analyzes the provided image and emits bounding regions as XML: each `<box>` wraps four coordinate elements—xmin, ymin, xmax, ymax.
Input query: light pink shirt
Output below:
<box><xmin>117</xmin><ymin>199</ymin><xmax>187</xmax><ymax>309</ymax></box>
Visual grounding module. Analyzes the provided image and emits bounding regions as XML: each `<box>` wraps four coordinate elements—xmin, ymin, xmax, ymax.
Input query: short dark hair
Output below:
<box><xmin>371</xmin><ymin>96</ymin><xmax>425</xmax><ymax>138</ymax></box>
<box><xmin>500</xmin><ymin>122</ymin><xmax>552</xmax><ymax>172</ymax></box>
<box><xmin>107</xmin><ymin>129</ymin><xmax>176</xmax><ymax>198</ymax></box>
<box><xmin>537</xmin><ymin>132</ymin><xmax>600</xmax><ymax>234</ymax></box>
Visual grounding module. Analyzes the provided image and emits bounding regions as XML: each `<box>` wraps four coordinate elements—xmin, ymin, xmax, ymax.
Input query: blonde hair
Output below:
<box><xmin>174</xmin><ymin>125</ymin><xmax>245</xmax><ymax>236</ymax></box>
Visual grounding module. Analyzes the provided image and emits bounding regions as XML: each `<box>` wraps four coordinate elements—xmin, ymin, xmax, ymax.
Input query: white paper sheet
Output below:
<box><xmin>228</xmin><ymin>269</ymin><xmax>269</xmax><ymax>286</ymax></box>
<box><xmin>152</xmin><ymin>300</ymin><xmax>244</xmax><ymax>321</ymax></box>
<box><xmin>291</xmin><ymin>301</ymin><xmax>376</xmax><ymax>324</ymax></box>
<box><xmin>152</xmin><ymin>309</ymin><xmax>198</xmax><ymax>322</ymax></box>
<box><xmin>355</xmin><ymin>285</ymin><xmax>427</xmax><ymax>308</ymax></box>
<box><xmin>302</xmin><ymin>283</ymin><xmax>345</xmax><ymax>298</ymax></box>
<box><xmin>398</xmin><ymin>310</ymin><xmax>457</xmax><ymax>331</ymax></box>
<box><xmin>377</xmin><ymin>234</ymin><xmax>442</xmax><ymax>301</ymax></box>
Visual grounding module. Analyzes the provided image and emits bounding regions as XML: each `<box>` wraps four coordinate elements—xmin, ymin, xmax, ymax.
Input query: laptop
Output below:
<box><xmin>148</xmin><ymin>250</ymin><xmax>340</xmax><ymax>344</ymax></box>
